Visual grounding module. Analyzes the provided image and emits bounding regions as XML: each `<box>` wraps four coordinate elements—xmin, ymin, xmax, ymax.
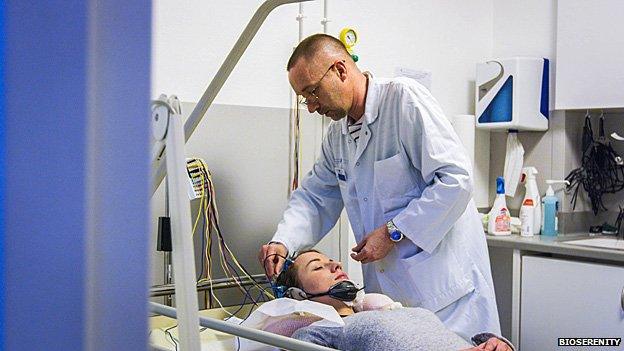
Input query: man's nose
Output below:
<box><xmin>307</xmin><ymin>100</ymin><xmax>320</xmax><ymax>114</ymax></box>
<box><xmin>307</xmin><ymin>97</ymin><xmax>321</xmax><ymax>113</ymax></box>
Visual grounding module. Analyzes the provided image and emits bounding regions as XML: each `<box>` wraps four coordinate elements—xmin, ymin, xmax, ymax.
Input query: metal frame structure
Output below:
<box><xmin>150</xmin><ymin>274</ymin><xmax>268</xmax><ymax>298</ymax></box>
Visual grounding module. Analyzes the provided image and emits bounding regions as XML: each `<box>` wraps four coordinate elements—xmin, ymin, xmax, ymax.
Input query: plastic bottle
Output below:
<box><xmin>541</xmin><ymin>180</ymin><xmax>570</xmax><ymax>236</ymax></box>
<box><xmin>520</xmin><ymin>198</ymin><xmax>535</xmax><ymax>237</ymax></box>
<box><xmin>488</xmin><ymin>177</ymin><xmax>511</xmax><ymax>236</ymax></box>
<box><xmin>520</xmin><ymin>167</ymin><xmax>541</xmax><ymax>235</ymax></box>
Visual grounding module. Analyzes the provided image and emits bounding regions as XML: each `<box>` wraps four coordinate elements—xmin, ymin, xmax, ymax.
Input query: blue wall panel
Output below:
<box><xmin>2</xmin><ymin>1</ymin><xmax>152</xmax><ymax>349</ymax></box>
<box><xmin>85</xmin><ymin>1</ymin><xmax>151</xmax><ymax>349</ymax></box>
<box><xmin>5</xmin><ymin>1</ymin><xmax>87</xmax><ymax>349</ymax></box>
<box><xmin>0</xmin><ymin>0</ymin><xmax>6</xmax><ymax>347</ymax></box>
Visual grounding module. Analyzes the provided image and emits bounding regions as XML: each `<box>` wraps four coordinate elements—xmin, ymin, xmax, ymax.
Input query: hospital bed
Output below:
<box><xmin>149</xmin><ymin>304</ymin><xmax>253</xmax><ymax>351</ymax></box>
<box><xmin>149</xmin><ymin>302</ymin><xmax>338</xmax><ymax>351</ymax></box>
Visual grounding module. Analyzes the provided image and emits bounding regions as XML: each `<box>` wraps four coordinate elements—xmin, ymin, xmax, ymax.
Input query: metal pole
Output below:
<box><xmin>151</xmin><ymin>0</ymin><xmax>313</xmax><ymax>195</ymax></box>
<box><xmin>320</xmin><ymin>0</ymin><xmax>330</xmax><ymax>141</ymax></box>
<box><xmin>164</xmin><ymin>113</ymin><xmax>201</xmax><ymax>351</ymax></box>
<box><xmin>164</xmin><ymin>181</ymin><xmax>172</xmax><ymax>306</ymax></box>
<box><xmin>151</xmin><ymin>344</ymin><xmax>172</xmax><ymax>351</ymax></box>
<box><xmin>298</xmin><ymin>3</ymin><xmax>305</xmax><ymax>40</ymax></box>
<box><xmin>149</xmin><ymin>302</ymin><xmax>338</xmax><ymax>351</ymax></box>
<box><xmin>322</xmin><ymin>0</ymin><xmax>330</xmax><ymax>34</ymax></box>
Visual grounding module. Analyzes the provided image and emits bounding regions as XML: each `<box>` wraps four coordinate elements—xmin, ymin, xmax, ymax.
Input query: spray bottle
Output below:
<box><xmin>541</xmin><ymin>180</ymin><xmax>570</xmax><ymax>236</ymax></box>
<box><xmin>488</xmin><ymin>177</ymin><xmax>511</xmax><ymax>236</ymax></box>
<box><xmin>520</xmin><ymin>167</ymin><xmax>541</xmax><ymax>235</ymax></box>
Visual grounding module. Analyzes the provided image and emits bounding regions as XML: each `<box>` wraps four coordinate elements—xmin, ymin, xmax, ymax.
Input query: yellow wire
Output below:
<box><xmin>210</xmin><ymin>184</ymin><xmax>274</xmax><ymax>299</ymax></box>
<box><xmin>199</xmin><ymin>191</ymin><xmax>232</xmax><ymax>316</ymax></box>
<box><xmin>190</xmin><ymin>171</ymin><xmax>205</xmax><ymax>239</ymax></box>
<box><xmin>193</xmin><ymin>158</ymin><xmax>275</xmax><ymax>309</ymax></box>
<box><xmin>208</xmin><ymin>193</ymin><xmax>274</xmax><ymax>299</ymax></box>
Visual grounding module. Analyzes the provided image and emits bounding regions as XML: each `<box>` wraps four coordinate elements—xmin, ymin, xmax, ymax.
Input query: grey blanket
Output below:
<box><xmin>292</xmin><ymin>307</ymin><xmax>472</xmax><ymax>351</ymax></box>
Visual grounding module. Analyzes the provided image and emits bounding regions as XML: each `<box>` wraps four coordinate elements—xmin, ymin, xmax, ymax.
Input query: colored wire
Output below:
<box><xmin>185</xmin><ymin>157</ymin><xmax>275</xmax><ymax>325</ymax></box>
<box><xmin>566</xmin><ymin>112</ymin><xmax>624</xmax><ymax>214</ymax></box>
<box><xmin>164</xmin><ymin>325</ymin><xmax>178</xmax><ymax>351</ymax></box>
<box><xmin>291</xmin><ymin>95</ymin><xmax>302</xmax><ymax>191</ymax></box>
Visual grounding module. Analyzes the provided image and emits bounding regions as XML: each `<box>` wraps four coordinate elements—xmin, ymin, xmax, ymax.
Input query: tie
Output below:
<box><xmin>348</xmin><ymin>120</ymin><xmax>363</xmax><ymax>144</ymax></box>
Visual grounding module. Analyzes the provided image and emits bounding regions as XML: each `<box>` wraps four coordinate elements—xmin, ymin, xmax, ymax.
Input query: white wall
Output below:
<box><xmin>151</xmin><ymin>0</ymin><xmax>297</xmax><ymax>108</ymax></box>
<box><xmin>492</xmin><ymin>0</ymin><xmax>557</xmax><ymax>63</ymax></box>
<box><xmin>329</xmin><ymin>0</ymin><xmax>493</xmax><ymax>117</ymax></box>
<box><xmin>152</xmin><ymin>0</ymin><xmax>493</xmax><ymax>116</ymax></box>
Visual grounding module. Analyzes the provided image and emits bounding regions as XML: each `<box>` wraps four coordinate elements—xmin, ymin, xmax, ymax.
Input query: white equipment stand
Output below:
<box><xmin>152</xmin><ymin>97</ymin><xmax>201</xmax><ymax>351</ymax></box>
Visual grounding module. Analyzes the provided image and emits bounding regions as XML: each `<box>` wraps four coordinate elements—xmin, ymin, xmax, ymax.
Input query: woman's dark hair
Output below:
<box><xmin>274</xmin><ymin>249</ymin><xmax>320</xmax><ymax>289</ymax></box>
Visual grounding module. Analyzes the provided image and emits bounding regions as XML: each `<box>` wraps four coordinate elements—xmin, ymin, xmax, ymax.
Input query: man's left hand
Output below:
<box><xmin>350</xmin><ymin>224</ymin><xmax>394</xmax><ymax>264</ymax></box>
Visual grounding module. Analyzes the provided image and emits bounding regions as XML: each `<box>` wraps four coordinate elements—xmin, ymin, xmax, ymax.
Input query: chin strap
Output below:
<box><xmin>283</xmin><ymin>280</ymin><xmax>364</xmax><ymax>302</ymax></box>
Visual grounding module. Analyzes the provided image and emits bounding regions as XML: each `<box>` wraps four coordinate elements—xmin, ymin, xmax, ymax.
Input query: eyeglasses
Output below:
<box><xmin>298</xmin><ymin>60</ymin><xmax>344</xmax><ymax>106</ymax></box>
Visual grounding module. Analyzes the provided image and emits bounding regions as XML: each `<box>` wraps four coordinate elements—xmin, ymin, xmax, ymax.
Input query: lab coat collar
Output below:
<box><xmin>341</xmin><ymin>72</ymin><xmax>379</xmax><ymax>135</ymax></box>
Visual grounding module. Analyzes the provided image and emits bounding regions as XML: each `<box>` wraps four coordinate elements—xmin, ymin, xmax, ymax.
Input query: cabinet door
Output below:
<box><xmin>555</xmin><ymin>0</ymin><xmax>624</xmax><ymax>109</ymax></box>
<box><xmin>521</xmin><ymin>256</ymin><xmax>624</xmax><ymax>350</ymax></box>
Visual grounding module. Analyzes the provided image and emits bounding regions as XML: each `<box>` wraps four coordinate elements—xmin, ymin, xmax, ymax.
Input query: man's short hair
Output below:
<box><xmin>287</xmin><ymin>34</ymin><xmax>350</xmax><ymax>71</ymax></box>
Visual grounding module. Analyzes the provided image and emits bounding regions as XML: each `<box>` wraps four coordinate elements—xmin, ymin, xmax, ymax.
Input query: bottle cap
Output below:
<box><xmin>545</xmin><ymin>180</ymin><xmax>570</xmax><ymax>196</ymax></box>
<box><xmin>496</xmin><ymin>176</ymin><xmax>505</xmax><ymax>194</ymax></box>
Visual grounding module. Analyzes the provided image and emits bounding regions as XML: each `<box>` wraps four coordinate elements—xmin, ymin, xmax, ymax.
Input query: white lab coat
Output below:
<box><xmin>272</xmin><ymin>74</ymin><xmax>501</xmax><ymax>338</ymax></box>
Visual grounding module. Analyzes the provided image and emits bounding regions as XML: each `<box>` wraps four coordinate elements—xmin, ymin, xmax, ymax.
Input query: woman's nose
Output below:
<box><xmin>330</xmin><ymin>261</ymin><xmax>343</xmax><ymax>272</ymax></box>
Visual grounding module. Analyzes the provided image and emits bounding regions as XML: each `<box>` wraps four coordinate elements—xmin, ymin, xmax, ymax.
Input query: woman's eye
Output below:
<box><xmin>313</xmin><ymin>267</ymin><xmax>322</xmax><ymax>271</ymax></box>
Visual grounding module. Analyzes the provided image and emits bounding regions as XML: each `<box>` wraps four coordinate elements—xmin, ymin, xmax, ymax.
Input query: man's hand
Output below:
<box><xmin>350</xmin><ymin>224</ymin><xmax>394</xmax><ymax>264</ymax></box>
<box><xmin>461</xmin><ymin>337</ymin><xmax>513</xmax><ymax>351</ymax></box>
<box><xmin>258</xmin><ymin>242</ymin><xmax>288</xmax><ymax>279</ymax></box>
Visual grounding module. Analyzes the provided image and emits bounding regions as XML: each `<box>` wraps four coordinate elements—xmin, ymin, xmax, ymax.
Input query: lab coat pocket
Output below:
<box><xmin>373</xmin><ymin>153</ymin><xmax>416</xmax><ymax>215</ymax></box>
<box><xmin>400</xmin><ymin>248</ymin><xmax>474</xmax><ymax>312</ymax></box>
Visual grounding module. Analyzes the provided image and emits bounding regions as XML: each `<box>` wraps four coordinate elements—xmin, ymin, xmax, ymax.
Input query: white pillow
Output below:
<box><xmin>236</xmin><ymin>298</ymin><xmax>344</xmax><ymax>351</ymax></box>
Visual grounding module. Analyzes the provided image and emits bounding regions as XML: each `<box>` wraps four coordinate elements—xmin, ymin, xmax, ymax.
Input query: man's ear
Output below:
<box><xmin>335</xmin><ymin>60</ymin><xmax>348</xmax><ymax>82</ymax></box>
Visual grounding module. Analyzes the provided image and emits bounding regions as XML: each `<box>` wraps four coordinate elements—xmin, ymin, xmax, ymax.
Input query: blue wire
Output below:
<box><xmin>231</xmin><ymin>289</ymin><xmax>265</xmax><ymax>351</ymax></box>
<box><xmin>222</xmin><ymin>251</ymin><xmax>259</xmax><ymax>304</ymax></box>
<box><xmin>224</xmin><ymin>284</ymin><xmax>252</xmax><ymax>321</ymax></box>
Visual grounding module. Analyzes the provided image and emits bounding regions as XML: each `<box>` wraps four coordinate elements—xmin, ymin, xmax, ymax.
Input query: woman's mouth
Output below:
<box><xmin>335</xmin><ymin>273</ymin><xmax>348</xmax><ymax>281</ymax></box>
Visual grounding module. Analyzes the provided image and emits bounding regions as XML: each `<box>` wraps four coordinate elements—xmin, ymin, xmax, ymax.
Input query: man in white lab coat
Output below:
<box><xmin>259</xmin><ymin>34</ymin><xmax>501</xmax><ymax>339</ymax></box>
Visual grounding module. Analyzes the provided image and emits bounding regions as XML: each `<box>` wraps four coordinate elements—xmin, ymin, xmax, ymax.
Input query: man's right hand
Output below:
<box><xmin>258</xmin><ymin>242</ymin><xmax>288</xmax><ymax>279</ymax></box>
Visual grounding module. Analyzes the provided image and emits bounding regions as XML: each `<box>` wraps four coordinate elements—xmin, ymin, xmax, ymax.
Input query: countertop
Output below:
<box><xmin>486</xmin><ymin>233</ymin><xmax>624</xmax><ymax>263</ymax></box>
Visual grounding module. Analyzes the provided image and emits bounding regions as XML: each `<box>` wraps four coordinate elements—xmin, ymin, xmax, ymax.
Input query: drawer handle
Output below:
<box><xmin>622</xmin><ymin>286</ymin><xmax>624</xmax><ymax>312</ymax></box>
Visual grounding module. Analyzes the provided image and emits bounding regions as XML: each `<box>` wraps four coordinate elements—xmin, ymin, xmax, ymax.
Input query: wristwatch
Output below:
<box><xmin>386</xmin><ymin>220</ymin><xmax>404</xmax><ymax>243</ymax></box>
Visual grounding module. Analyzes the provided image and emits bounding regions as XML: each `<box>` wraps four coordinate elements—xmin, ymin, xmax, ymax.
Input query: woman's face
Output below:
<box><xmin>295</xmin><ymin>251</ymin><xmax>349</xmax><ymax>302</ymax></box>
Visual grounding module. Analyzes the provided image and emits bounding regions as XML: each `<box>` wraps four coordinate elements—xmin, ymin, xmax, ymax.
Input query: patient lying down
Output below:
<box><xmin>272</xmin><ymin>250</ymin><xmax>514</xmax><ymax>351</ymax></box>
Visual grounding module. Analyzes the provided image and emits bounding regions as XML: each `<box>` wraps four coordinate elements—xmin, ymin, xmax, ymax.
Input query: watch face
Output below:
<box><xmin>390</xmin><ymin>231</ymin><xmax>402</xmax><ymax>241</ymax></box>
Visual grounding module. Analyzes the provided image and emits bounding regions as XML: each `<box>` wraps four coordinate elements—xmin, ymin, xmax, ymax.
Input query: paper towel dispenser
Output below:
<box><xmin>475</xmin><ymin>57</ymin><xmax>549</xmax><ymax>131</ymax></box>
